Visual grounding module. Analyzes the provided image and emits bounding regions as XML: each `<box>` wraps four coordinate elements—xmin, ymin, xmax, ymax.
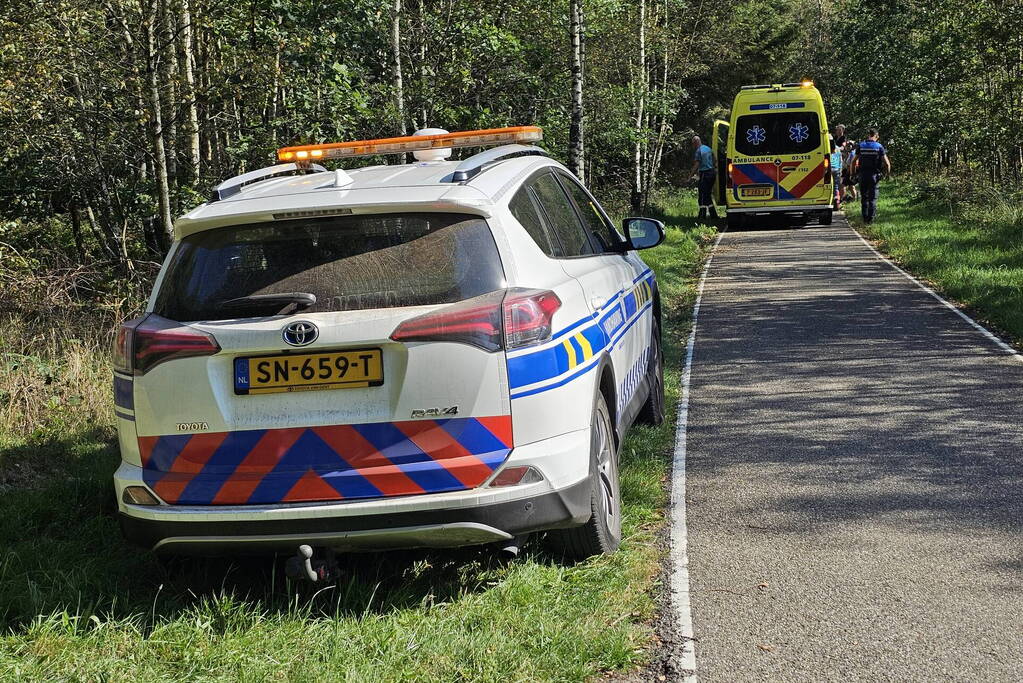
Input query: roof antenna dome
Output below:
<box><xmin>412</xmin><ymin>128</ymin><xmax>452</xmax><ymax>162</ymax></box>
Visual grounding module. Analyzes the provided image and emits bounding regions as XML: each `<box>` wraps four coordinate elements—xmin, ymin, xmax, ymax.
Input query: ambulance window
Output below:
<box><xmin>735</xmin><ymin>112</ymin><xmax>822</xmax><ymax>156</ymax></box>
<box><xmin>556</xmin><ymin>174</ymin><xmax>625</xmax><ymax>253</ymax></box>
<box><xmin>529</xmin><ymin>173</ymin><xmax>596</xmax><ymax>257</ymax></box>
<box><xmin>509</xmin><ymin>187</ymin><xmax>559</xmax><ymax>257</ymax></box>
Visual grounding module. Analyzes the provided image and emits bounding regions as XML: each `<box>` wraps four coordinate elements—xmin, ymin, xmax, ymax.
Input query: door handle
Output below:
<box><xmin>591</xmin><ymin>295</ymin><xmax>607</xmax><ymax>310</ymax></box>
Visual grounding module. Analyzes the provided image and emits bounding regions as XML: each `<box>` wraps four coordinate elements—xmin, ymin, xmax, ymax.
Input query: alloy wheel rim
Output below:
<box><xmin>595</xmin><ymin>410</ymin><xmax>621</xmax><ymax>537</ymax></box>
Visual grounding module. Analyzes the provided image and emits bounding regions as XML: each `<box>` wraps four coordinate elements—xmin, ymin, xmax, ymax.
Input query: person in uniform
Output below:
<box><xmin>687</xmin><ymin>135</ymin><xmax>718</xmax><ymax>220</ymax></box>
<box><xmin>851</xmin><ymin>128</ymin><xmax>891</xmax><ymax>224</ymax></box>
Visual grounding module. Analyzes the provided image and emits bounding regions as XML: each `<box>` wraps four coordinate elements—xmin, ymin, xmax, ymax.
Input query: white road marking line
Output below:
<box><xmin>849</xmin><ymin>224</ymin><xmax>1023</xmax><ymax>363</ymax></box>
<box><xmin>670</xmin><ymin>228</ymin><xmax>725</xmax><ymax>682</ymax></box>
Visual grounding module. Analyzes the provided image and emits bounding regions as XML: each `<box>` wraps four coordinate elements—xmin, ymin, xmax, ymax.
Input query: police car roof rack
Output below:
<box><xmin>210</xmin><ymin>162</ymin><xmax>328</xmax><ymax>202</ymax></box>
<box><xmin>446</xmin><ymin>144</ymin><xmax>548</xmax><ymax>183</ymax></box>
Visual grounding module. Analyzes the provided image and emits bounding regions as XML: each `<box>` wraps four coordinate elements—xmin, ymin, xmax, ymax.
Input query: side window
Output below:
<box><xmin>557</xmin><ymin>175</ymin><xmax>623</xmax><ymax>253</ymax></box>
<box><xmin>530</xmin><ymin>173</ymin><xmax>595</xmax><ymax>257</ymax></box>
<box><xmin>509</xmin><ymin>187</ymin><xmax>559</xmax><ymax>257</ymax></box>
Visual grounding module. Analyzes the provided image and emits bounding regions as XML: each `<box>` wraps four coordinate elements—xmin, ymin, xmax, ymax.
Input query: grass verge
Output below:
<box><xmin>0</xmin><ymin>198</ymin><xmax>716</xmax><ymax>681</ymax></box>
<box><xmin>848</xmin><ymin>178</ymin><xmax>1023</xmax><ymax>345</ymax></box>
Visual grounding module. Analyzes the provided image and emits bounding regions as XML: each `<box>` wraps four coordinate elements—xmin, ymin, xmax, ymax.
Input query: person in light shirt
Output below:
<box><xmin>687</xmin><ymin>135</ymin><xmax>718</xmax><ymax>220</ymax></box>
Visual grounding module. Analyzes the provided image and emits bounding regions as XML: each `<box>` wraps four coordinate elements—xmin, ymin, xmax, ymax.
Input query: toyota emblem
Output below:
<box><xmin>282</xmin><ymin>321</ymin><xmax>318</xmax><ymax>347</ymax></box>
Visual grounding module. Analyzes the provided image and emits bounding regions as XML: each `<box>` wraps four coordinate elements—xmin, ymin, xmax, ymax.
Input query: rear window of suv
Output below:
<box><xmin>154</xmin><ymin>213</ymin><xmax>505</xmax><ymax>322</ymax></box>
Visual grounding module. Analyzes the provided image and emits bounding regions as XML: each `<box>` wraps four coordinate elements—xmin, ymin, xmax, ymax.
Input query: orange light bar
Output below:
<box><xmin>278</xmin><ymin>126</ymin><xmax>543</xmax><ymax>163</ymax></box>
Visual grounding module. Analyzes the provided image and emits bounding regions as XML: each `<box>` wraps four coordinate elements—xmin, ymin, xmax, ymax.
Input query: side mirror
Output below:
<box><xmin>622</xmin><ymin>217</ymin><xmax>665</xmax><ymax>250</ymax></box>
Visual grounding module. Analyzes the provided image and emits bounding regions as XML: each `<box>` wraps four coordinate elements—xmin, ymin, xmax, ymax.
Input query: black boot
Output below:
<box><xmin>709</xmin><ymin>205</ymin><xmax>719</xmax><ymax>219</ymax></box>
<box><xmin>697</xmin><ymin>206</ymin><xmax>707</xmax><ymax>220</ymax></box>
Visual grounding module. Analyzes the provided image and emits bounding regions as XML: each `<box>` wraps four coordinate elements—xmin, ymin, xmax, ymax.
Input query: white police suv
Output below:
<box><xmin>113</xmin><ymin>126</ymin><xmax>666</xmax><ymax>561</ymax></box>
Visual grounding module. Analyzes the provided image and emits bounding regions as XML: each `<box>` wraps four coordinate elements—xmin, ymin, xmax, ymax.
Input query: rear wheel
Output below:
<box><xmin>637</xmin><ymin>321</ymin><xmax>664</xmax><ymax>426</ymax></box>
<box><xmin>550</xmin><ymin>393</ymin><xmax>621</xmax><ymax>559</ymax></box>
<box><xmin>820</xmin><ymin>209</ymin><xmax>834</xmax><ymax>225</ymax></box>
<box><xmin>726</xmin><ymin>212</ymin><xmax>744</xmax><ymax>230</ymax></box>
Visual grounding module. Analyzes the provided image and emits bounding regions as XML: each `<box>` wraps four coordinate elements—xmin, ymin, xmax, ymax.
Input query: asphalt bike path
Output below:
<box><xmin>682</xmin><ymin>216</ymin><xmax>1023</xmax><ymax>681</ymax></box>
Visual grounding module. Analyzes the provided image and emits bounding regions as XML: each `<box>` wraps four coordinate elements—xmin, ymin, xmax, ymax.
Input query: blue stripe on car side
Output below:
<box><xmin>510</xmin><ymin>357</ymin><xmax>602</xmax><ymax>400</ymax></box>
<box><xmin>613</xmin><ymin>300</ymin><xmax>653</xmax><ymax>349</ymax></box>
<box><xmin>506</xmin><ymin>270</ymin><xmax>657</xmax><ymax>398</ymax></box>
<box><xmin>507</xmin><ymin>344</ymin><xmax>565</xmax><ymax>389</ymax></box>
<box><xmin>624</xmin><ymin>292</ymin><xmax>637</xmax><ymax>318</ymax></box>
<box><xmin>632</xmin><ymin>268</ymin><xmax>652</xmax><ymax>283</ymax></box>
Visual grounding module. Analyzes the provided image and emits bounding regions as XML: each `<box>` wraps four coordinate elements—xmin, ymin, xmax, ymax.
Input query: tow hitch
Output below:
<box><xmin>285</xmin><ymin>545</ymin><xmax>341</xmax><ymax>583</ymax></box>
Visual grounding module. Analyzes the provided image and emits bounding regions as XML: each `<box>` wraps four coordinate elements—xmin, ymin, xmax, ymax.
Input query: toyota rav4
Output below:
<box><xmin>113</xmin><ymin>126</ymin><xmax>666</xmax><ymax>561</ymax></box>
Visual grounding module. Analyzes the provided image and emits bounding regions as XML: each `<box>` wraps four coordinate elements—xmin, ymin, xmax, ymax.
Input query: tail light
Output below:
<box><xmin>503</xmin><ymin>289</ymin><xmax>561</xmax><ymax>349</ymax></box>
<box><xmin>112</xmin><ymin>319</ymin><xmax>140</xmax><ymax>374</ymax></box>
<box><xmin>390</xmin><ymin>288</ymin><xmax>561</xmax><ymax>352</ymax></box>
<box><xmin>113</xmin><ymin>314</ymin><xmax>221</xmax><ymax>375</ymax></box>
<box><xmin>726</xmin><ymin>159</ymin><xmax>733</xmax><ymax>189</ymax></box>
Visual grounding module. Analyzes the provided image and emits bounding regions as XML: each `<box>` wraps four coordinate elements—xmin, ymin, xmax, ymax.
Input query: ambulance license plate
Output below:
<box><xmin>740</xmin><ymin>186</ymin><xmax>773</xmax><ymax>198</ymax></box>
<box><xmin>234</xmin><ymin>348</ymin><xmax>384</xmax><ymax>395</ymax></box>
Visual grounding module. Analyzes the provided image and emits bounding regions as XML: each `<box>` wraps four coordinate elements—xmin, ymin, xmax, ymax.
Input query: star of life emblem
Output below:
<box><xmin>746</xmin><ymin>126</ymin><xmax>767</xmax><ymax>145</ymax></box>
<box><xmin>789</xmin><ymin>122</ymin><xmax>809</xmax><ymax>143</ymax></box>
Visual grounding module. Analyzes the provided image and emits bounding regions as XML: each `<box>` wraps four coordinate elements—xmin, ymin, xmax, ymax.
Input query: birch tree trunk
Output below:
<box><xmin>145</xmin><ymin>0</ymin><xmax>174</xmax><ymax>241</ymax></box>
<box><xmin>179</xmin><ymin>0</ymin><xmax>201</xmax><ymax>182</ymax></box>
<box><xmin>568</xmin><ymin>0</ymin><xmax>585</xmax><ymax>182</ymax></box>
<box><xmin>631</xmin><ymin>0</ymin><xmax>646</xmax><ymax>212</ymax></box>
<box><xmin>417</xmin><ymin>0</ymin><xmax>428</xmax><ymax>128</ymax></box>
<box><xmin>391</xmin><ymin>0</ymin><xmax>407</xmax><ymax>136</ymax></box>
<box><xmin>160</xmin><ymin>0</ymin><xmax>179</xmax><ymax>207</ymax></box>
<box><xmin>645</xmin><ymin>0</ymin><xmax>671</xmax><ymax>201</ymax></box>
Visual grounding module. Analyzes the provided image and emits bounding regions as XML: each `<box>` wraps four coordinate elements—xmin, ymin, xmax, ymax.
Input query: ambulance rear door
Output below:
<box><xmin>712</xmin><ymin>119</ymin><xmax>730</xmax><ymax>206</ymax></box>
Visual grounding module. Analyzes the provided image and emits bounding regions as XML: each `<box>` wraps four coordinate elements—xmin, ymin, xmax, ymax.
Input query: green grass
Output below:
<box><xmin>849</xmin><ymin>179</ymin><xmax>1023</xmax><ymax>344</ymax></box>
<box><xmin>0</xmin><ymin>198</ymin><xmax>716</xmax><ymax>681</ymax></box>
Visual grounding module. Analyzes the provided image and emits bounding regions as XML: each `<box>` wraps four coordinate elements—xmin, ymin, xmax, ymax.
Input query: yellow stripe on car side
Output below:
<box><xmin>575</xmin><ymin>332</ymin><xmax>593</xmax><ymax>359</ymax></box>
<box><xmin>562</xmin><ymin>338</ymin><xmax>578</xmax><ymax>369</ymax></box>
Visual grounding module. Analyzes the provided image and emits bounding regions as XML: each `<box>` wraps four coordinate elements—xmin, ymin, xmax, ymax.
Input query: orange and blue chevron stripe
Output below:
<box><xmin>137</xmin><ymin>415</ymin><xmax>512</xmax><ymax>505</ymax></box>
<box><xmin>731</xmin><ymin>160</ymin><xmax>826</xmax><ymax>200</ymax></box>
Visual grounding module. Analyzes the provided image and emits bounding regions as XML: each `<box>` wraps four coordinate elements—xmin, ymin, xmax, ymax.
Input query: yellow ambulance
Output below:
<box><xmin>712</xmin><ymin>81</ymin><xmax>834</xmax><ymax>228</ymax></box>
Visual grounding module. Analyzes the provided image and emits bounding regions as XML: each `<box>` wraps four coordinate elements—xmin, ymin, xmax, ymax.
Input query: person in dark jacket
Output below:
<box><xmin>851</xmin><ymin>129</ymin><xmax>892</xmax><ymax>224</ymax></box>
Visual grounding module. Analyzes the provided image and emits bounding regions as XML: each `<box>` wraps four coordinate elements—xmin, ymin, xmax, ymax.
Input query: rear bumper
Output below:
<box><xmin>119</xmin><ymin>477</ymin><xmax>591</xmax><ymax>555</ymax></box>
<box><xmin>727</xmin><ymin>204</ymin><xmax>831</xmax><ymax>214</ymax></box>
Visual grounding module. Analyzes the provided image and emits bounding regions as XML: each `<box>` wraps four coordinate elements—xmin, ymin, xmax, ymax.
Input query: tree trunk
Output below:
<box><xmin>69</xmin><ymin>202</ymin><xmax>85</xmax><ymax>262</ymax></box>
<box><xmin>146</xmin><ymin>0</ymin><xmax>174</xmax><ymax>242</ymax></box>
<box><xmin>568</xmin><ymin>0</ymin><xmax>585</xmax><ymax>182</ymax></box>
<box><xmin>391</xmin><ymin>0</ymin><xmax>407</xmax><ymax>136</ymax></box>
<box><xmin>644</xmin><ymin>0</ymin><xmax>671</xmax><ymax>208</ymax></box>
<box><xmin>631</xmin><ymin>0</ymin><xmax>646</xmax><ymax>213</ymax></box>
<box><xmin>418</xmin><ymin>0</ymin><xmax>428</xmax><ymax>128</ymax></box>
<box><xmin>160</xmin><ymin>0</ymin><xmax>178</xmax><ymax>206</ymax></box>
<box><xmin>179</xmin><ymin>0</ymin><xmax>201</xmax><ymax>182</ymax></box>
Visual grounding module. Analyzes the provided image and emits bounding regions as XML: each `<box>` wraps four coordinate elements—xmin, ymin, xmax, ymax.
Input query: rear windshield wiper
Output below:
<box><xmin>220</xmin><ymin>292</ymin><xmax>317</xmax><ymax>316</ymax></box>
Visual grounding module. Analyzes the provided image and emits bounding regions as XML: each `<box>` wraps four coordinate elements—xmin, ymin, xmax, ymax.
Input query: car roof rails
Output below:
<box><xmin>446</xmin><ymin>144</ymin><xmax>548</xmax><ymax>183</ymax></box>
<box><xmin>209</xmin><ymin>162</ymin><xmax>328</xmax><ymax>202</ymax></box>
